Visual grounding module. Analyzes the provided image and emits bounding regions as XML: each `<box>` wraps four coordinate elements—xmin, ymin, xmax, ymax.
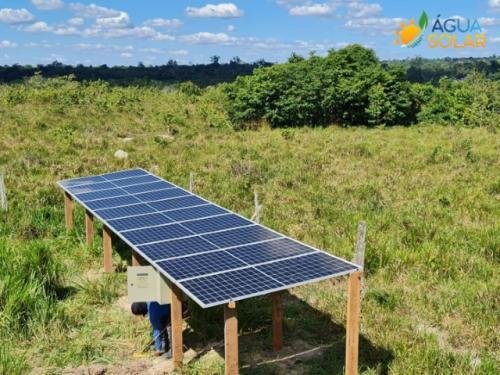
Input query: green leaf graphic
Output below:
<box><xmin>419</xmin><ymin>11</ymin><xmax>428</xmax><ymax>30</ymax></box>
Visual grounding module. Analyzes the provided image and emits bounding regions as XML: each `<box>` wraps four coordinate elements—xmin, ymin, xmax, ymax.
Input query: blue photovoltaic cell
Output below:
<box><xmin>201</xmin><ymin>225</ymin><xmax>280</xmax><ymax>248</ymax></box>
<box><xmin>111</xmin><ymin>175</ymin><xmax>159</xmax><ymax>187</ymax></box>
<box><xmin>107</xmin><ymin>212</ymin><xmax>172</xmax><ymax>231</ymax></box>
<box><xmin>120</xmin><ymin>223</ymin><xmax>193</xmax><ymax>245</ymax></box>
<box><xmin>137</xmin><ymin>236</ymin><xmax>218</xmax><ymax>260</ymax></box>
<box><xmin>256</xmin><ymin>252</ymin><xmax>358</xmax><ymax>285</ymax></box>
<box><xmin>85</xmin><ymin>195</ymin><xmax>141</xmax><ymax>210</ymax></box>
<box><xmin>95</xmin><ymin>203</ymin><xmax>156</xmax><ymax>220</ymax></box>
<box><xmin>60</xmin><ymin>175</ymin><xmax>106</xmax><ymax>187</ymax></box>
<box><xmin>75</xmin><ymin>188</ymin><xmax>127</xmax><ymax>202</ymax></box>
<box><xmin>181</xmin><ymin>267</ymin><xmax>284</xmax><ymax>306</ymax></box>
<box><xmin>67</xmin><ymin>181</ymin><xmax>117</xmax><ymax>194</ymax></box>
<box><xmin>157</xmin><ymin>251</ymin><xmax>246</xmax><ymax>280</ymax></box>
<box><xmin>122</xmin><ymin>180</ymin><xmax>174</xmax><ymax>194</ymax></box>
<box><xmin>101</xmin><ymin>169</ymin><xmax>148</xmax><ymax>180</ymax></box>
<box><xmin>227</xmin><ymin>238</ymin><xmax>315</xmax><ymax>265</ymax></box>
<box><xmin>165</xmin><ymin>204</ymin><xmax>227</xmax><ymax>222</ymax></box>
<box><xmin>134</xmin><ymin>188</ymin><xmax>188</xmax><ymax>202</ymax></box>
<box><xmin>149</xmin><ymin>195</ymin><xmax>206</xmax><ymax>211</ymax></box>
<box><xmin>182</xmin><ymin>214</ymin><xmax>252</xmax><ymax>234</ymax></box>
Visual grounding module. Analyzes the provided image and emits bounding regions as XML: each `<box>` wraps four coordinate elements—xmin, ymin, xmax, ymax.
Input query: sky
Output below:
<box><xmin>0</xmin><ymin>0</ymin><xmax>498</xmax><ymax>66</ymax></box>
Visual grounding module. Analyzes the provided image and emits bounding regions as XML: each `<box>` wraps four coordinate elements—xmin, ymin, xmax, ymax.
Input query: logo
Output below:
<box><xmin>394</xmin><ymin>11</ymin><xmax>428</xmax><ymax>48</ymax></box>
<box><xmin>394</xmin><ymin>12</ymin><xmax>486</xmax><ymax>49</ymax></box>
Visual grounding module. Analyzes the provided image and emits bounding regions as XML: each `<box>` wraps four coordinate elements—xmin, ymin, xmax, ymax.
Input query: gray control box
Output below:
<box><xmin>127</xmin><ymin>266</ymin><xmax>171</xmax><ymax>304</ymax></box>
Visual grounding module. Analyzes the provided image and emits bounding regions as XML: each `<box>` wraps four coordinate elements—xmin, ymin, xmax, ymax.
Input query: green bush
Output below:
<box><xmin>418</xmin><ymin>72</ymin><xmax>499</xmax><ymax>128</ymax></box>
<box><xmin>225</xmin><ymin>45</ymin><xmax>419</xmax><ymax>127</ymax></box>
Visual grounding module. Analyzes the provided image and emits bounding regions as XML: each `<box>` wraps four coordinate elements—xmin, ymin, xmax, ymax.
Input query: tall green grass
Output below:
<box><xmin>0</xmin><ymin>77</ymin><xmax>498</xmax><ymax>373</ymax></box>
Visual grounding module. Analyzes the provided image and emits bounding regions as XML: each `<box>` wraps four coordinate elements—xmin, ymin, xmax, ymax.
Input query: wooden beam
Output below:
<box><xmin>345</xmin><ymin>271</ymin><xmax>362</xmax><ymax>375</ymax></box>
<box><xmin>85</xmin><ymin>210</ymin><xmax>94</xmax><ymax>246</ymax></box>
<box><xmin>189</xmin><ymin>172</ymin><xmax>195</xmax><ymax>192</ymax></box>
<box><xmin>103</xmin><ymin>225</ymin><xmax>112</xmax><ymax>273</ymax></box>
<box><xmin>131</xmin><ymin>250</ymin><xmax>142</xmax><ymax>266</ymax></box>
<box><xmin>271</xmin><ymin>292</ymin><xmax>283</xmax><ymax>352</ymax></box>
<box><xmin>64</xmin><ymin>192</ymin><xmax>73</xmax><ymax>230</ymax></box>
<box><xmin>171</xmin><ymin>283</ymin><xmax>183</xmax><ymax>369</ymax></box>
<box><xmin>355</xmin><ymin>221</ymin><xmax>366</xmax><ymax>268</ymax></box>
<box><xmin>224</xmin><ymin>301</ymin><xmax>238</xmax><ymax>375</ymax></box>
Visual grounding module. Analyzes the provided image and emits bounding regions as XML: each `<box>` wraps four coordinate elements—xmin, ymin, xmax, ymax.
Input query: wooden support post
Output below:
<box><xmin>171</xmin><ymin>283</ymin><xmax>184</xmax><ymax>369</ymax></box>
<box><xmin>0</xmin><ymin>173</ymin><xmax>7</xmax><ymax>212</ymax></box>
<box><xmin>250</xmin><ymin>191</ymin><xmax>262</xmax><ymax>223</ymax></box>
<box><xmin>271</xmin><ymin>292</ymin><xmax>283</xmax><ymax>352</ymax></box>
<box><xmin>85</xmin><ymin>210</ymin><xmax>94</xmax><ymax>246</ymax></box>
<box><xmin>103</xmin><ymin>225</ymin><xmax>112</xmax><ymax>273</ymax></box>
<box><xmin>224</xmin><ymin>301</ymin><xmax>238</xmax><ymax>375</ymax></box>
<box><xmin>345</xmin><ymin>271</ymin><xmax>362</xmax><ymax>375</ymax></box>
<box><xmin>189</xmin><ymin>172</ymin><xmax>195</xmax><ymax>192</ymax></box>
<box><xmin>355</xmin><ymin>221</ymin><xmax>366</xmax><ymax>268</ymax></box>
<box><xmin>64</xmin><ymin>192</ymin><xmax>73</xmax><ymax>230</ymax></box>
<box><xmin>131</xmin><ymin>250</ymin><xmax>142</xmax><ymax>266</ymax></box>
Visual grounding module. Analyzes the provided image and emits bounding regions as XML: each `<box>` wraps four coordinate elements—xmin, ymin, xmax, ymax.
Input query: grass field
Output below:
<box><xmin>0</xmin><ymin>80</ymin><xmax>498</xmax><ymax>374</ymax></box>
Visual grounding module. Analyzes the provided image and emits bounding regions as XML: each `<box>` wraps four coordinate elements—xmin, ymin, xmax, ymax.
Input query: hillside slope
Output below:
<box><xmin>0</xmin><ymin>80</ymin><xmax>498</xmax><ymax>374</ymax></box>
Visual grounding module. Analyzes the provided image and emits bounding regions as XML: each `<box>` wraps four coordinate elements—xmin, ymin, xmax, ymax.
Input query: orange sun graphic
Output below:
<box><xmin>394</xmin><ymin>11</ymin><xmax>428</xmax><ymax>48</ymax></box>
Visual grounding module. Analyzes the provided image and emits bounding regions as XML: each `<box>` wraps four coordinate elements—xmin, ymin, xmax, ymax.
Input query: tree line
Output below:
<box><xmin>0</xmin><ymin>54</ymin><xmax>497</xmax><ymax>87</ymax></box>
<box><xmin>0</xmin><ymin>58</ymin><xmax>271</xmax><ymax>87</ymax></box>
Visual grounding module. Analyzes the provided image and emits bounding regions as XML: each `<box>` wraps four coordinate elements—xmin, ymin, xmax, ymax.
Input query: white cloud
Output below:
<box><xmin>121</xmin><ymin>52</ymin><xmax>133</xmax><ymax>58</ymax></box>
<box><xmin>170</xmin><ymin>49</ymin><xmax>189</xmax><ymax>56</ymax></box>
<box><xmin>139</xmin><ymin>47</ymin><xmax>163</xmax><ymax>54</ymax></box>
<box><xmin>345</xmin><ymin>17</ymin><xmax>403</xmax><ymax>35</ymax></box>
<box><xmin>347</xmin><ymin>3</ymin><xmax>382</xmax><ymax>18</ymax></box>
<box><xmin>67</xmin><ymin>17</ymin><xmax>84</xmax><ymax>26</ymax></box>
<box><xmin>489</xmin><ymin>36</ymin><xmax>500</xmax><ymax>42</ymax></box>
<box><xmin>83</xmin><ymin>25</ymin><xmax>174</xmax><ymax>41</ymax></box>
<box><xmin>73</xmin><ymin>42</ymin><xmax>104</xmax><ymax>50</ymax></box>
<box><xmin>25</xmin><ymin>41</ymin><xmax>57</xmax><ymax>48</ymax></box>
<box><xmin>449</xmin><ymin>15</ymin><xmax>467</xmax><ymax>22</ymax></box>
<box><xmin>31</xmin><ymin>0</ymin><xmax>64</xmax><ymax>10</ymax></box>
<box><xmin>68</xmin><ymin>2</ymin><xmax>121</xmax><ymax>18</ymax></box>
<box><xmin>289</xmin><ymin>3</ymin><xmax>334</xmax><ymax>17</ymax></box>
<box><xmin>227</xmin><ymin>24</ymin><xmax>235</xmax><ymax>32</ymax></box>
<box><xmin>53</xmin><ymin>25</ymin><xmax>80</xmax><ymax>35</ymax></box>
<box><xmin>0</xmin><ymin>40</ymin><xmax>18</xmax><ymax>48</ymax></box>
<box><xmin>182</xmin><ymin>32</ymin><xmax>237</xmax><ymax>44</ymax></box>
<box><xmin>478</xmin><ymin>17</ymin><xmax>499</xmax><ymax>26</ymax></box>
<box><xmin>73</xmin><ymin>43</ymin><xmax>134</xmax><ymax>52</ymax></box>
<box><xmin>95</xmin><ymin>11</ymin><xmax>130</xmax><ymax>28</ymax></box>
<box><xmin>142</xmin><ymin>18</ymin><xmax>183</xmax><ymax>29</ymax></box>
<box><xmin>24</xmin><ymin>21</ymin><xmax>52</xmax><ymax>32</ymax></box>
<box><xmin>490</xmin><ymin>0</ymin><xmax>500</xmax><ymax>11</ymax></box>
<box><xmin>43</xmin><ymin>53</ymin><xmax>66</xmax><ymax>62</ymax></box>
<box><xmin>186</xmin><ymin>3</ymin><xmax>244</xmax><ymax>18</ymax></box>
<box><xmin>0</xmin><ymin>8</ymin><xmax>35</xmax><ymax>24</ymax></box>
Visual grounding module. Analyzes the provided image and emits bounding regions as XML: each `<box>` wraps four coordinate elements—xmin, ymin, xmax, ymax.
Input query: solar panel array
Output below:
<box><xmin>59</xmin><ymin>169</ymin><xmax>360</xmax><ymax>308</ymax></box>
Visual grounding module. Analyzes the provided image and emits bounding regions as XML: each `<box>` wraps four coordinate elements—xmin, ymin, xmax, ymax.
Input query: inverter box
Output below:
<box><xmin>127</xmin><ymin>266</ymin><xmax>171</xmax><ymax>304</ymax></box>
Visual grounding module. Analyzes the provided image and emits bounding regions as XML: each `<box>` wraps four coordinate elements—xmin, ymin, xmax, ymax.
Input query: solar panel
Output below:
<box><xmin>157</xmin><ymin>251</ymin><xmax>246</xmax><ymax>280</ymax></box>
<box><xmin>107</xmin><ymin>212</ymin><xmax>173</xmax><ymax>231</ymax></box>
<box><xmin>134</xmin><ymin>188</ymin><xmax>188</xmax><ymax>202</ymax></box>
<box><xmin>137</xmin><ymin>236</ymin><xmax>218</xmax><ymax>260</ymax></box>
<box><xmin>75</xmin><ymin>187</ymin><xmax>128</xmax><ymax>202</ymax></box>
<box><xmin>58</xmin><ymin>168</ymin><xmax>361</xmax><ymax>308</ymax></box>
<box><xmin>165</xmin><ymin>204</ymin><xmax>227</xmax><ymax>222</ymax></box>
<box><xmin>180</xmin><ymin>267</ymin><xmax>284</xmax><ymax>306</ymax></box>
<box><xmin>226</xmin><ymin>238</ymin><xmax>315</xmax><ymax>265</ymax></box>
